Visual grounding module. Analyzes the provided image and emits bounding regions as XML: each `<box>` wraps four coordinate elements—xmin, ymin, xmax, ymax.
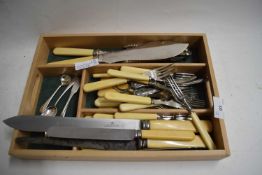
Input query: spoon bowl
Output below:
<box><xmin>41</xmin><ymin>106</ymin><xmax>57</xmax><ymax>117</ymax></box>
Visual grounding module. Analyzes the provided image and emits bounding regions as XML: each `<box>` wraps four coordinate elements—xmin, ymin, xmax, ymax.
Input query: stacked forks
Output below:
<box><xmin>166</xmin><ymin>76</ymin><xmax>215</xmax><ymax>150</ymax></box>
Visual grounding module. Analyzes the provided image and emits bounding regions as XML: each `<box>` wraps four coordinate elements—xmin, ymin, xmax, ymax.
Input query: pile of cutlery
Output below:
<box><xmin>40</xmin><ymin>75</ymin><xmax>80</xmax><ymax>117</ymax></box>
<box><xmin>84</xmin><ymin>65</ymin><xmax>206</xmax><ymax>111</ymax></box>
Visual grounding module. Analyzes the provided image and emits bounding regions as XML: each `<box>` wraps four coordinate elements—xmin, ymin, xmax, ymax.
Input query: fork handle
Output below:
<box><xmin>105</xmin><ymin>92</ymin><xmax>152</xmax><ymax>104</ymax></box>
<box><xmin>107</xmin><ymin>69</ymin><xmax>150</xmax><ymax>82</ymax></box>
<box><xmin>120</xmin><ymin>66</ymin><xmax>150</xmax><ymax>74</ymax></box>
<box><xmin>191</xmin><ymin>112</ymin><xmax>216</xmax><ymax>150</ymax></box>
<box><xmin>119</xmin><ymin>103</ymin><xmax>156</xmax><ymax>111</ymax></box>
<box><xmin>83</xmin><ymin>78</ymin><xmax>128</xmax><ymax>92</ymax></box>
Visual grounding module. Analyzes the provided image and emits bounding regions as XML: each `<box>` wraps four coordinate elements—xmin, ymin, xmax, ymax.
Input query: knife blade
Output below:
<box><xmin>49</xmin><ymin>43</ymin><xmax>189</xmax><ymax>64</ymax></box>
<box><xmin>16</xmin><ymin>136</ymin><xmax>137</xmax><ymax>150</ymax></box>
<box><xmin>3</xmin><ymin>115</ymin><xmax>140</xmax><ymax>131</ymax></box>
<box><xmin>99</xmin><ymin>43</ymin><xmax>189</xmax><ymax>63</ymax></box>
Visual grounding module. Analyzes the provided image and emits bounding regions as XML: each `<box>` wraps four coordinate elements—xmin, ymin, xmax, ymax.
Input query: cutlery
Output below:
<box><xmin>87</xmin><ymin>112</ymin><xmax>212</xmax><ymax>133</ymax></box>
<box><xmin>83</xmin><ymin>78</ymin><xmax>128</xmax><ymax>93</ymax></box>
<box><xmin>46</xmin><ymin>127</ymin><xmax>195</xmax><ymax>141</ymax></box>
<box><xmin>94</xmin><ymin>97</ymin><xmax>121</xmax><ymax>108</ymax></box>
<box><xmin>50</xmin><ymin>43</ymin><xmax>189</xmax><ymax>64</ymax></box>
<box><xmin>41</xmin><ymin>79</ymin><xmax>76</xmax><ymax>117</ymax></box>
<box><xmin>104</xmin><ymin>91</ymin><xmax>182</xmax><ymax>107</ymax></box>
<box><xmin>60</xmin><ymin>77</ymin><xmax>80</xmax><ymax>117</ymax></box>
<box><xmin>4</xmin><ymin>115</ymin><xmax>204</xmax><ymax>132</ymax></box>
<box><xmin>3</xmin><ymin>116</ymin><xmax>195</xmax><ymax>141</ymax></box>
<box><xmin>40</xmin><ymin>75</ymin><xmax>71</xmax><ymax>113</ymax></box>
<box><xmin>119</xmin><ymin>103</ymin><xmax>181</xmax><ymax>111</ymax></box>
<box><xmin>166</xmin><ymin>76</ymin><xmax>216</xmax><ymax>150</ymax></box>
<box><xmin>83</xmin><ymin>64</ymin><xmax>178</xmax><ymax>92</ymax></box>
<box><xmin>15</xmin><ymin>135</ymin><xmax>205</xmax><ymax>150</ymax></box>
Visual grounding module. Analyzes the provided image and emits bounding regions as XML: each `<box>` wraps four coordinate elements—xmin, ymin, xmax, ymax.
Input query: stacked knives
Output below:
<box><xmin>3</xmin><ymin>42</ymin><xmax>214</xmax><ymax>150</ymax></box>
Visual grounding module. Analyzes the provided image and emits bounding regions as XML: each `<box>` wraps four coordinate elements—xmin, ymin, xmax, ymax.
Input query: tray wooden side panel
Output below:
<box><xmin>202</xmin><ymin>34</ymin><xmax>230</xmax><ymax>156</ymax></box>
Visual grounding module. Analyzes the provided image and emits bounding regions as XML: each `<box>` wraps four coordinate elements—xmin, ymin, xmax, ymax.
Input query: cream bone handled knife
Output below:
<box><xmin>50</xmin><ymin>43</ymin><xmax>189</xmax><ymax>64</ymax></box>
<box><xmin>4</xmin><ymin>116</ymin><xmax>195</xmax><ymax>141</ymax></box>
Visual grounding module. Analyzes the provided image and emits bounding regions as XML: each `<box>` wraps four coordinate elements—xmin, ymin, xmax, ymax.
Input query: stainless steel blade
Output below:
<box><xmin>47</xmin><ymin>127</ymin><xmax>137</xmax><ymax>140</ymax></box>
<box><xmin>3</xmin><ymin>116</ymin><xmax>141</xmax><ymax>132</ymax></box>
<box><xmin>99</xmin><ymin>43</ymin><xmax>189</xmax><ymax>63</ymax></box>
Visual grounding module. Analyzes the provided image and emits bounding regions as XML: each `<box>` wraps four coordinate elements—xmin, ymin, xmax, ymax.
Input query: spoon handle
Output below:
<box><xmin>40</xmin><ymin>85</ymin><xmax>62</xmax><ymax>113</ymax></box>
<box><xmin>54</xmin><ymin>82</ymin><xmax>74</xmax><ymax>105</ymax></box>
<box><xmin>60</xmin><ymin>78</ymin><xmax>80</xmax><ymax>117</ymax></box>
<box><xmin>60</xmin><ymin>93</ymin><xmax>74</xmax><ymax>117</ymax></box>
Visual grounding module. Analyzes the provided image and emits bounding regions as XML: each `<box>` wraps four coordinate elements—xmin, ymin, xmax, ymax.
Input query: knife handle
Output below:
<box><xmin>115</xmin><ymin>112</ymin><xmax>158</xmax><ymax>120</ymax></box>
<box><xmin>191</xmin><ymin>112</ymin><xmax>216</xmax><ymax>150</ymax></box>
<box><xmin>149</xmin><ymin>120</ymin><xmax>212</xmax><ymax>132</ymax></box>
<box><xmin>140</xmin><ymin>130</ymin><xmax>195</xmax><ymax>141</ymax></box>
<box><xmin>84</xmin><ymin>78</ymin><xmax>128</xmax><ymax>92</ymax></box>
<box><xmin>107</xmin><ymin>69</ymin><xmax>150</xmax><ymax>82</ymax></box>
<box><xmin>53</xmin><ymin>47</ymin><xmax>94</xmax><ymax>56</ymax></box>
<box><xmin>93</xmin><ymin>113</ymin><xmax>114</xmax><ymax>119</ymax></box>
<box><xmin>120</xmin><ymin>66</ymin><xmax>150</xmax><ymax>74</ymax></box>
<box><xmin>93</xmin><ymin>73</ymin><xmax>112</xmax><ymax>78</ymax></box>
<box><xmin>119</xmin><ymin>103</ymin><xmax>154</xmax><ymax>111</ymax></box>
<box><xmin>48</xmin><ymin>56</ymin><xmax>94</xmax><ymax>65</ymax></box>
<box><xmin>105</xmin><ymin>92</ymin><xmax>151</xmax><ymax>104</ymax></box>
<box><xmin>146</xmin><ymin>136</ymin><xmax>206</xmax><ymax>149</ymax></box>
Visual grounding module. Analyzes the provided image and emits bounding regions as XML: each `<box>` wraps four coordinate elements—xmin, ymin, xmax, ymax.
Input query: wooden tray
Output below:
<box><xmin>9</xmin><ymin>33</ymin><xmax>230</xmax><ymax>160</ymax></box>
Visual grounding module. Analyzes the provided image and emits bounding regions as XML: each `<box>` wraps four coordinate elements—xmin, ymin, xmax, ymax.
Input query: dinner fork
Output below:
<box><xmin>166</xmin><ymin>75</ymin><xmax>216</xmax><ymax>150</ymax></box>
<box><xmin>107</xmin><ymin>63</ymin><xmax>176</xmax><ymax>82</ymax></box>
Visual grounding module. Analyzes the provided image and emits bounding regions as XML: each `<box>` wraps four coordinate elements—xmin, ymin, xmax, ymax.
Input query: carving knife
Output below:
<box><xmin>3</xmin><ymin>116</ymin><xmax>195</xmax><ymax>141</ymax></box>
<box><xmin>49</xmin><ymin>43</ymin><xmax>189</xmax><ymax>64</ymax></box>
<box><xmin>16</xmin><ymin>135</ymin><xmax>206</xmax><ymax>150</ymax></box>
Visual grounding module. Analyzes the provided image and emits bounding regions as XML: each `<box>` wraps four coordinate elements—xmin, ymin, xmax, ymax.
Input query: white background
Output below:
<box><xmin>1</xmin><ymin>0</ymin><xmax>262</xmax><ymax>174</ymax></box>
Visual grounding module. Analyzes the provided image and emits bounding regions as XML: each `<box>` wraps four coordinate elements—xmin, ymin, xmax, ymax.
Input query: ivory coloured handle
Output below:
<box><xmin>191</xmin><ymin>112</ymin><xmax>216</xmax><ymax>150</ymax></box>
<box><xmin>141</xmin><ymin>130</ymin><xmax>195</xmax><ymax>141</ymax></box>
<box><xmin>119</xmin><ymin>103</ymin><xmax>154</xmax><ymax>111</ymax></box>
<box><xmin>94</xmin><ymin>97</ymin><xmax>120</xmax><ymax>107</ymax></box>
<box><xmin>147</xmin><ymin>135</ymin><xmax>205</xmax><ymax>149</ymax></box>
<box><xmin>53</xmin><ymin>48</ymin><xmax>94</xmax><ymax>56</ymax></box>
<box><xmin>105</xmin><ymin>92</ymin><xmax>151</xmax><ymax>104</ymax></box>
<box><xmin>93</xmin><ymin>113</ymin><xmax>114</xmax><ymax>119</ymax></box>
<box><xmin>120</xmin><ymin>66</ymin><xmax>150</xmax><ymax>74</ymax></box>
<box><xmin>107</xmin><ymin>69</ymin><xmax>150</xmax><ymax>81</ymax></box>
<box><xmin>98</xmin><ymin>88</ymin><xmax>118</xmax><ymax>97</ymax></box>
<box><xmin>114</xmin><ymin>112</ymin><xmax>158</xmax><ymax>120</ymax></box>
<box><xmin>149</xmin><ymin>120</ymin><xmax>212</xmax><ymax>132</ymax></box>
<box><xmin>83</xmin><ymin>78</ymin><xmax>128</xmax><ymax>92</ymax></box>
<box><xmin>93</xmin><ymin>73</ymin><xmax>112</xmax><ymax>78</ymax></box>
<box><xmin>48</xmin><ymin>56</ymin><xmax>93</xmax><ymax>65</ymax></box>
